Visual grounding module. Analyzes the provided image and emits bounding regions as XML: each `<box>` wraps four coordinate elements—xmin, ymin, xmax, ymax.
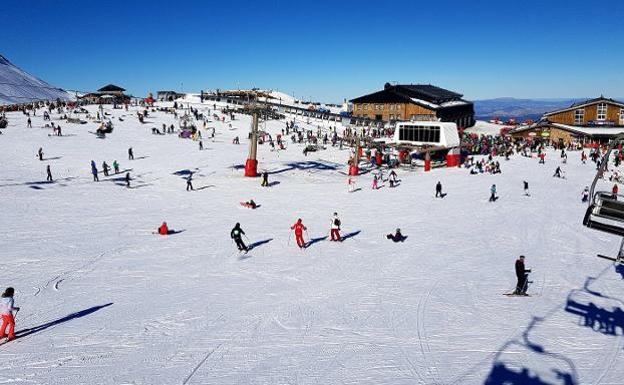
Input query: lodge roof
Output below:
<box><xmin>97</xmin><ymin>84</ymin><xmax>126</xmax><ymax>92</ymax></box>
<box><xmin>544</xmin><ymin>96</ymin><xmax>624</xmax><ymax>116</ymax></box>
<box><xmin>350</xmin><ymin>83</ymin><xmax>470</xmax><ymax>110</ymax></box>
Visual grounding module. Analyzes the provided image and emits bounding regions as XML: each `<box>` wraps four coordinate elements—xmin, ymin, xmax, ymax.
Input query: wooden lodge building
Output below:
<box><xmin>80</xmin><ymin>84</ymin><xmax>131</xmax><ymax>104</ymax></box>
<box><xmin>511</xmin><ymin>96</ymin><xmax>624</xmax><ymax>144</ymax></box>
<box><xmin>349</xmin><ymin>83</ymin><xmax>475</xmax><ymax>128</ymax></box>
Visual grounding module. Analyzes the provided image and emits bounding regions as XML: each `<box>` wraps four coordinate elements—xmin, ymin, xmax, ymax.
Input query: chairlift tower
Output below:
<box><xmin>243</xmin><ymin>93</ymin><xmax>271</xmax><ymax>177</ymax></box>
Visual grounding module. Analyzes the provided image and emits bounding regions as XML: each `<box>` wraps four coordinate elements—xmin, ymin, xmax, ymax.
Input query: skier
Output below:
<box><xmin>46</xmin><ymin>165</ymin><xmax>52</xmax><ymax>182</ymax></box>
<box><xmin>128</xmin><ymin>147</ymin><xmax>134</xmax><ymax>160</ymax></box>
<box><xmin>435</xmin><ymin>181</ymin><xmax>443</xmax><ymax>198</ymax></box>
<box><xmin>582</xmin><ymin>186</ymin><xmax>590</xmax><ymax>202</ymax></box>
<box><xmin>581</xmin><ymin>151</ymin><xmax>587</xmax><ymax>164</ymax></box>
<box><xmin>158</xmin><ymin>222</ymin><xmax>170</xmax><ymax>235</ymax></box>
<box><xmin>553</xmin><ymin>166</ymin><xmax>562</xmax><ymax>178</ymax></box>
<box><xmin>102</xmin><ymin>161</ymin><xmax>110</xmax><ymax>177</ymax></box>
<box><xmin>523</xmin><ymin>181</ymin><xmax>530</xmax><ymax>196</ymax></box>
<box><xmin>230</xmin><ymin>223</ymin><xmax>248</xmax><ymax>252</ymax></box>
<box><xmin>113</xmin><ymin>160</ymin><xmax>120</xmax><ymax>174</ymax></box>
<box><xmin>489</xmin><ymin>184</ymin><xmax>498</xmax><ymax>202</ymax></box>
<box><xmin>27</xmin><ymin>117</ymin><xmax>31</xmax><ymax>128</ymax></box>
<box><xmin>242</xmin><ymin>199</ymin><xmax>257</xmax><ymax>209</ymax></box>
<box><xmin>186</xmin><ymin>173</ymin><xmax>194</xmax><ymax>191</ymax></box>
<box><xmin>386</xmin><ymin>228</ymin><xmax>406</xmax><ymax>242</ymax></box>
<box><xmin>0</xmin><ymin>287</ymin><xmax>20</xmax><ymax>341</ymax></box>
<box><xmin>514</xmin><ymin>255</ymin><xmax>531</xmax><ymax>295</ymax></box>
<box><xmin>613</xmin><ymin>184</ymin><xmax>619</xmax><ymax>200</ymax></box>
<box><xmin>37</xmin><ymin>147</ymin><xmax>43</xmax><ymax>161</ymax></box>
<box><xmin>538</xmin><ymin>152</ymin><xmax>545</xmax><ymax>164</ymax></box>
<box><xmin>261</xmin><ymin>171</ymin><xmax>269</xmax><ymax>187</ymax></box>
<box><xmin>199</xmin><ymin>140</ymin><xmax>203</xmax><ymax>151</ymax></box>
<box><xmin>125</xmin><ymin>172</ymin><xmax>131</xmax><ymax>188</ymax></box>
<box><xmin>90</xmin><ymin>160</ymin><xmax>99</xmax><ymax>182</ymax></box>
<box><xmin>291</xmin><ymin>219</ymin><xmax>307</xmax><ymax>249</ymax></box>
<box><xmin>330</xmin><ymin>212</ymin><xmax>341</xmax><ymax>241</ymax></box>
<box><xmin>389</xmin><ymin>170</ymin><xmax>398</xmax><ymax>184</ymax></box>
<box><xmin>372</xmin><ymin>175</ymin><xmax>378</xmax><ymax>190</ymax></box>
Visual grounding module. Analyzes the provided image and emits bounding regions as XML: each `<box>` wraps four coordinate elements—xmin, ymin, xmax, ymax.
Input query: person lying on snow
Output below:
<box><xmin>241</xmin><ymin>199</ymin><xmax>257</xmax><ymax>209</ymax></box>
<box><xmin>386</xmin><ymin>228</ymin><xmax>406</xmax><ymax>242</ymax></box>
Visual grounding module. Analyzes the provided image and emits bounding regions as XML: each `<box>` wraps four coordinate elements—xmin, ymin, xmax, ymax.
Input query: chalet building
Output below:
<box><xmin>80</xmin><ymin>84</ymin><xmax>130</xmax><ymax>104</ymax></box>
<box><xmin>511</xmin><ymin>96</ymin><xmax>624</xmax><ymax>144</ymax></box>
<box><xmin>349</xmin><ymin>83</ymin><xmax>475</xmax><ymax>128</ymax></box>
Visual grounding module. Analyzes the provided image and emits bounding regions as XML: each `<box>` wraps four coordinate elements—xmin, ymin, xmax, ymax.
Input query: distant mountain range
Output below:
<box><xmin>473</xmin><ymin>97</ymin><xmax>592</xmax><ymax>122</ymax></box>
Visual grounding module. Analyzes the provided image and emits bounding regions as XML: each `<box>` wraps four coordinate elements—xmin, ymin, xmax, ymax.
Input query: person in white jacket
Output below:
<box><xmin>330</xmin><ymin>212</ymin><xmax>342</xmax><ymax>241</ymax></box>
<box><xmin>1</xmin><ymin>287</ymin><xmax>20</xmax><ymax>341</ymax></box>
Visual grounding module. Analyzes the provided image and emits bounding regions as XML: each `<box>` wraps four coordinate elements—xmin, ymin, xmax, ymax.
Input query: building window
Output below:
<box><xmin>620</xmin><ymin>108</ymin><xmax>624</xmax><ymax>125</ymax></box>
<box><xmin>363</xmin><ymin>104</ymin><xmax>368</xmax><ymax>111</ymax></box>
<box><xmin>597</xmin><ymin>102</ymin><xmax>607</xmax><ymax>121</ymax></box>
<box><xmin>574</xmin><ymin>108</ymin><xmax>585</xmax><ymax>125</ymax></box>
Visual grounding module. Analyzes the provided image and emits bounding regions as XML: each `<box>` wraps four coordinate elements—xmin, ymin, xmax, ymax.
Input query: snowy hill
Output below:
<box><xmin>0</xmin><ymin>101</ymin><xmax>622</xmax><ymax>384</ymax></box>
<box><xmin>0</xmin><ymin>55</ymin><xmax>72</xmax><ymax>105</ymax></box>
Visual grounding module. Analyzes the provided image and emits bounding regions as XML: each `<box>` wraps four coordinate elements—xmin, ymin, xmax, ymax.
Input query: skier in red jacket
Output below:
<box><xmin>291</xmin><ymin>219</ymin><xmax>307</xmax><ymax>249</ymax></box>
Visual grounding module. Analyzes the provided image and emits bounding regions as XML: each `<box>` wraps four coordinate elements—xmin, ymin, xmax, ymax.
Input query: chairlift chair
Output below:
<box><xmin>583</xmin><ymin>134</ymin><xmax>624</xmax><ymax>262</ymax></box>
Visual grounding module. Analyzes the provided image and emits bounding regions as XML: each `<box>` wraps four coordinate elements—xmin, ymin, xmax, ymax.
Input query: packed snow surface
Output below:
<box><xmin>0</xmin><ymin>102</ymin><xmax>623</xmax><ymax>384</ymax></box>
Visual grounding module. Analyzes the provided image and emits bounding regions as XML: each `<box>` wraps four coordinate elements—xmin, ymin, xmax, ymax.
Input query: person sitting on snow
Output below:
<box><xmin>158</xmin><ymin>222</ymin><xmax>170</xmax><ymax>235</ymax></box>
<box><xmin>242</xmin><ymin>199</ymin><xmax>257</xmax><ymax>209</ymax></box>
<box><xmin>386</xmin><ymin>228</ymin><xmax>406</xmax><ymax>242</ymax></box>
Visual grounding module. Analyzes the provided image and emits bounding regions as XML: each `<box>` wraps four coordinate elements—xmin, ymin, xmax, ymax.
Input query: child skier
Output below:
<box><xmin>231</xmin><ymin>223</ymin><xmax>248</xmax><ymax>252</ymax></box>
<box><xmin>261</xmin><ymin>172</ymin><xmax>269</xmax><ymax>187</ymax></box>
<box><xmin>0</xmin><ymin>287</ymin><xmax>20</xmax><ymax>341</ymax></box>
<box><xmin>330</xmin><ymin>212</ymin><xmax>341</xmax><ymax>241</ymax></box>
<box><xmin>489</xmin><ymin>184</ymin><xmax>498</xmax><ymax>202</ymax></box>
<box><xmin>291</xmin><ymin>219</ymin><xmax>307</xmax><ymax>249</ymax></box>
<box><xmin>372</xmin><ymin>175</ymin><xmax>378</xmax><ymax>190</ymax></box>
<box><xmin>582</xmin><ymin>186</ymin><xmax>590</xmax><ymax>202</ymax></box>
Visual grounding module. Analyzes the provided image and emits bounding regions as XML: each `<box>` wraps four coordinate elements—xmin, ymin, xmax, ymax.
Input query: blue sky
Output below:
<box><xmin>2</xmin><ymin>0</ymin><xmax>623</xmax><ymax>102</ymax></box>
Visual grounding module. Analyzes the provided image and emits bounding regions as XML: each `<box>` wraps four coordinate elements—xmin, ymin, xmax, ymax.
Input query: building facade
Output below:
<box><xmin>511</xmin><ymin>97</ymin><xmax>624</xmax><ymax>144</ymax></box>
<box><xmin>349</xmin><ymin>83</ymin><xmax>475</xmax><ymax>128</ymax></box>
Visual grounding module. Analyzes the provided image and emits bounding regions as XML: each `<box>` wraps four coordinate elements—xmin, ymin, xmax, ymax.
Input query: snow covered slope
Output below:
<box><xmin>0</xmin><ymin>55</ymin><xmax>72</xmax><ymax>105</ymax></box>
<box><xmin>0</xmin><ymin>102</ymin><xmax>622</xmax><ymax>384</ymax></box>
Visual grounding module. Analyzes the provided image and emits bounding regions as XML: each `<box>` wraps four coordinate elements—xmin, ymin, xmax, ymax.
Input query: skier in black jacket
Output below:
<box><xmin>514</xmin><ymin>255</ymin><xmax>531</xmax><ymax>295</ymax></box>
<box><xmin>231</xmin><ymin>223</ymin><xmax>248</xmax><ymax>252</ymax></box>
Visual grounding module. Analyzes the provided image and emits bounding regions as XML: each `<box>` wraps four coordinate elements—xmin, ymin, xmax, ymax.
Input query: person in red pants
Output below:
<box><xmin>291</xmin><ymin>218</ymin><xmax>307</xmax><ymax>249</ymax></box>
<box><xmin>1</xmin><ymin>287</ymin><xmax>20</xmax><ymax>341</ymax></box>
<box><xmin>330</xmin><ymin>212</ymin><xmax>341</xmax><ymax>241</ymax></box>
